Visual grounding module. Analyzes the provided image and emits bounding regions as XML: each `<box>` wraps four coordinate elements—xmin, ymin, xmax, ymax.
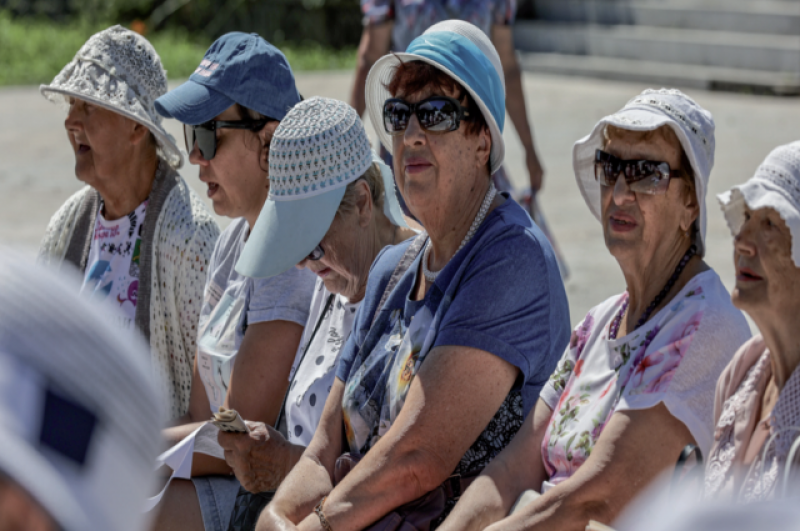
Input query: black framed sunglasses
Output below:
<box><xmin>307</xmin><ymin>244</ymin><xmax>324</xmax><ymax>262</ymax></box>
<box><xmin>594</xmin><ymin>149</ymin><xmax>683</xmax><ymax>195</ymax></box>
<box><xmin>383</xmin><ymin>96</ymin><xmax>471</xmax><ymax>135</ymax></box>
<box><xmin>184</xmin><ymin>118</ymin><xmax>271</xmax><ymax>160</ymax></box>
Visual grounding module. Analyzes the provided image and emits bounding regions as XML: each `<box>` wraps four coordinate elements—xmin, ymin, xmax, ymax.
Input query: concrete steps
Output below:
<box><xmin>514</xmin><ymin>0</ymin><xmax>800</xmax><ymax>94</ymax></box>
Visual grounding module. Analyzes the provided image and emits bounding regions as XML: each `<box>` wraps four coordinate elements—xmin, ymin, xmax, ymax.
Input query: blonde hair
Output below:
<box><xmin>336</xmin><ymin>162</ymin><xmax>386</xmax><ymax>216</ymax></box>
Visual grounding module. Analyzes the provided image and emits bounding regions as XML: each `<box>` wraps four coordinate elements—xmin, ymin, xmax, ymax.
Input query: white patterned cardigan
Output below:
<box><xmin>38</xmin><ymin>159</ymin><xmax>220</xmax><ymax>420</ymax></box>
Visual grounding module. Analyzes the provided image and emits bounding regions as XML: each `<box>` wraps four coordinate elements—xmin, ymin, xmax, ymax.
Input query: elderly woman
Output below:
<box><xmin>254</xmin><ymin>20</ymin><xmax>570</xmax><ymax>531</ymax></box>
<box><xmin>705</xmin><ymin>141</ymin><xmax>800</xmax><ymax>501</ymax></box>
<box><xmin>216</xmin><ymin>97</ymin><xmax>417</xmax><ymax>523</ymax></box>
<box><xmin>37</xmin><ymin>25</ymin><xmax>220</xmax><ymax>420</ymax></box>
<box><xmin>438</xmin><ymin>89</ymin><xmax>752</xmax><ymax>531</ymax></box>
<box><xmin>149</xmin><ymin>34</ymin><xmax>318</xmax><ymax>531</ymax></box>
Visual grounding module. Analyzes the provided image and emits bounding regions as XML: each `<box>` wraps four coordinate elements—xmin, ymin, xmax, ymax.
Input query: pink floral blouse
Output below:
<box><xmin>539</xmin><ymin>270</ymin><xmax>750</xmax><ymax>487</ymax></box>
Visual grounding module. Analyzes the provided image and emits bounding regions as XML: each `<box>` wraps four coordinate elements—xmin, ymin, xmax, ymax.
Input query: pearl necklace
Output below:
<box><xmin>422</xmin><ymin>183</ymin><xmax>497</xmax><ymax>283</ymax></box>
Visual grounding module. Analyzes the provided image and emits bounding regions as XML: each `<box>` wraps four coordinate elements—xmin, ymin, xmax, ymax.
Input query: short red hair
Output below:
<box><xmin>385</xmin><ymin>59</ymin><xmax>488</xmax><ymax>137</ymax></box>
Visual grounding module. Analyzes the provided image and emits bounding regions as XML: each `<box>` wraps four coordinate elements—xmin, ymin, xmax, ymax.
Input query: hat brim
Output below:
<box><xmin>40</xmin><ymin>85</ymin><xmax>184</xmax><ymax>169</ymax></box>
<box><xmin>719</xmin><ymin>180</ymin><xmax>800</xmax><ymax>267</ymax></box>
<box><xmin>365</xmin><ymin>52</ymin><xmax>505</xmax><ymax>175</ymax></box>
<box><xmin>0</xmin><ymin>428</ymin><xmax>91</xmax><ymax>531</ymax></box>
<box><xmin>572</xmin><ymin>106</ymin><xmax>708</xmax><ymax>256</ymax></box>
<box><xmin>235</xmin><ymin>186</ymin><xmax>347</xmax><ymax>279</ymax></box>
<box><xmin>154</xmin><ymin>80</ymin><xmax>234</xmax><ymax>126</ymax></box>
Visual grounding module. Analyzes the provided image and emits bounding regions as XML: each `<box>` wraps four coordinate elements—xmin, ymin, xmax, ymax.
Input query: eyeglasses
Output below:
<box><xmin>307</xmin><ymin>244</ymin><xmax>324</xmax><ymax>261</ymax></box>
<box><xmin>594</xmin><ymin>149</ymin><xmax>683</xmax><ymax>195</ymax></box>
<box><xmin>383</xmin><ymin>96</ymin><xmax>471</xmax><ymax>135</ymax></box>
<box><xmin>184</xmin><ymin>119</ymin><xmax>271</xmax><ymax>161</ymax></box>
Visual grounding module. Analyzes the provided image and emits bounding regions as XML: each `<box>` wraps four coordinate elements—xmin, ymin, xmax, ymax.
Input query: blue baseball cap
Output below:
<box><xmin>155</xmin><ymin>32</ymin><xmax>301</xmax><ymax>125</ymax></box>
<box><xmin>364</xmin><ymin>20</ymin><xmax>506</xmax><ymax>174</ymax></box>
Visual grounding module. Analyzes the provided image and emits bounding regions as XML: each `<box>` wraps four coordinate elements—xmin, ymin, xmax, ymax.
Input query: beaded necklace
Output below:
<box><xmin>609</xmin><ymin>244</ymin><xmax>697</xmax><ymax>340</ymax></box>
<box><xmin>422</xmin><ymin>182</ymin><xmax>497</xmax><ymax>283</ymax></box>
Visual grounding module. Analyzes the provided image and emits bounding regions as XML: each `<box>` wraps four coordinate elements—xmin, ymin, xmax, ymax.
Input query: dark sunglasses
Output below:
<box><xmin>383</xmin><ymin>96</ymin><xmax>471</xmax><ymax>135</ymax></box>
<box><xmin>184</xmin><ymin>119</ymin><xmax>272</xmax><ymax>160</ymax></box>
<box><xmin>307</xmin><ymin>244</ymin><xmax>324</xmax><ymax>262</ymax></box>
<box><xmin>594</xmin><ymin>149</ymin><xmax>683</xmax><ymax>195</ymax></box>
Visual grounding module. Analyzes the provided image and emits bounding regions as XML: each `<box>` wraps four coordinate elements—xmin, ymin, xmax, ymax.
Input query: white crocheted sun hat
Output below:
<box><xmin>719</xmin><ymin>141</ymin><xmax>800</xmax><ymax>267</ymax></box>
<box><xmin>237</xmin><ymin>97</ymin><xmax>406</xmax><ymax>279</ymax></box>
<box><xmin>573</xmin><ymin>88</ymin><xmax>715</xmax><ymax>256</ymax></box>
<box><xmin>40</xmin><ymin>25</ymin><xmax>183</xmax><ymax>168</ymax></box>
<box><xmin>365</xmin><ymin>19</ymin><xmax>506</xmax><ymax>174</ymax></box>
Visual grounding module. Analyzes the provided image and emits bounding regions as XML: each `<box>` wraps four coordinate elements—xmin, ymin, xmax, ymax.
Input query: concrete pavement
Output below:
<box><xmin>2</xmin><ymin>71</ymin><xmax>797</xmax><ymax>327</ymax></box>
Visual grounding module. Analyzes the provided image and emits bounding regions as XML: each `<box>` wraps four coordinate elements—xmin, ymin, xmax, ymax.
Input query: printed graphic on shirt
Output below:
<box><xmin>197</xmin><ymin>283</ymin><xmax>246</xmax><ymax>413</ymax></box>
<box><xmin>81</xmin><ymin>200</ymin><xmax>147</xmax><ymax>330</ymax></box>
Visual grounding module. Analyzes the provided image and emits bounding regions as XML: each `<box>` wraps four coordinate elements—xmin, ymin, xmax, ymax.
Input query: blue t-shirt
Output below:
<box><xmin>337</xmin><ymin>197</ymin><xmax>569</xmax><ymax>474</ymax></box>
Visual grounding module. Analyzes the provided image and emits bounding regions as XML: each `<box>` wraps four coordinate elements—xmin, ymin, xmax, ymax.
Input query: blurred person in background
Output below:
<box><xmin>0</xmin><ymin>251</ymin><xmax>161</xmax><ymax>531</ymax></box>
<box><xmin>705</xmin><ymin>141</ymin><xmax>800</xmax><ymax>501</ymax></box>
<box><xmin>149</xmin><ymin>33</ymin><xmax>315</xmax><ymax>531</ymax></box>
<box><xmin>350</xmin><ymin>0</ymin><xmax>545</xmax><ymax>195</ymax></box>
<box><xmin>438</xmin><ymin>89</ymin><xmax>751</xmax><ymax>531</ymax></box>
<box><xmin>218</xmin><ymin>96</ymin><xmax>417</xmax><ymax>528</ymax></box>
<box><xmin>37</xmin><ymin>25</ymin><xmax>220</xmax><ymax>421</ymax></box>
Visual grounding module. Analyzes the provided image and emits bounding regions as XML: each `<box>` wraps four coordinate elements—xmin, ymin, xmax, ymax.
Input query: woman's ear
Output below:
<box><xmin>260</xmin><ymin>122</ymin><xmax>279</xmax><ymax>168</ymax></box>
<box><xmin>680</xmin><ymin>185</ymin><xmax>700</xmax><ymax>233</ymax></box>
<box><xmin>476</xmin><ymin>127</ymin><xmax>492</xmax><ymax>169</ymax></box>
<box><xmin>129</xmin><ymin>121</ymin><xmax>150</xmax><ymax>146</ymax></box>
<box><xmin>355</xmin><ymin>180</ymin><xmax>373</xmax><ymax>228</ymax></box>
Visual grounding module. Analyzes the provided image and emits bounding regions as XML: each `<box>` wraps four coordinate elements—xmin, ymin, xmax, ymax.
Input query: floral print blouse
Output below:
<box><xmin>539</xmin><ymin>270</ymin><xmax>750</xmax><ymax>487</ymax></box>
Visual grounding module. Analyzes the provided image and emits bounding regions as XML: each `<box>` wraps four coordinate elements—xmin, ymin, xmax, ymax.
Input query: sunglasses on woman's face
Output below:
<box><xmin>594</xmin><ymin>149</ymin><xmax>683</xmax><ymax>195</ymax></box>
<box><xmin>183</xmin><ymin>118</ymin><xmax>271</xmax><ymax>161</ymax></box>
<box><xmin>383</xmin><ymin>96</ymin><xmax>471</xmax><ymax>135</ymax></box>
<box><xmin>307</xmin><ymin>244</ymin><xmax>324</xmax><ymax>262</ymax></box>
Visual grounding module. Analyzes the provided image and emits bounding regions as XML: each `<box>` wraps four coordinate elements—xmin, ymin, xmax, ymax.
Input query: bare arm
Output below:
<box><xmin>350</xmin><ymin>22</ymin><xmax>393</xmax><ymax>116</ymax></box>
<box><xmin>438</xmin><ymin>398</ymin><xmax>553</xmax><ymax>531</ymax></box>
<box><xmin>484</xmin><ymin>404</ymin><xmax>694</xmax><ymax>531</ymax></box>
<box><xmin>256</xmin><ymin>379</ymin><xmax>347</xmax><ymax>530</ymax></box>
<box><xmin>491</xmin><ymin>24</ymin><xmax>544</xmax><ymax>191</ymax></box>
<box><xmin>289</xmin><ymin>345</ymin><xmax>519</xmax><ymax>531</ymax></box>
<box><xmin>164</xmin><ymin>320</ymin><xmax>304</xmax><ymax>477</ymax></box>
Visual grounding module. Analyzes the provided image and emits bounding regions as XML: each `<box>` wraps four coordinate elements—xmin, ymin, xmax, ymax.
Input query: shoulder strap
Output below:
<box><xmin>371</xmin><ymin>233</ymin><xmax>427</xmax><ymax>328</ymax></box>
<box><xmin>275</xmin><ymin>293</ymin><xmax>336</xmax><ymax>436</ymax></box>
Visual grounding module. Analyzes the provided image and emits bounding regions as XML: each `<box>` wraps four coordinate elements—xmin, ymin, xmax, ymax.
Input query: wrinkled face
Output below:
<box><xmin>64</xmin><ymin>98</ymin><xmax>143</xmax><ymax>187</ymax></box>
<box><xmin>295</xmin><ymin>181</ymin><xmax>374</xmax><ymax>302</ymax></box>
<box><xmin>390</xmin><ymin>85</ymin><xmax>490</xmax><ymax>222</ymax></box>
<box><xmin>188</xmin><ymin>105</ymin><xmax>276</xmax><ymax>221</ymax></box>
<box><xmin>731</xmin><ymin>206</ymin><xmax>800</xmax><ymax>318</ymax></box>
<box><xmin>600</xmin><ymin>126</ymin><xmax>697</xmax><ymax>264</ymax></box>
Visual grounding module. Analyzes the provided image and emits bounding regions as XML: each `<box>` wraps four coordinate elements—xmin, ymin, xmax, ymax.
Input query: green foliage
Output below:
<box><xmin>0</xmin><ymin>11</ymin><xmax>356</xmax><ymax>87</ymax></box>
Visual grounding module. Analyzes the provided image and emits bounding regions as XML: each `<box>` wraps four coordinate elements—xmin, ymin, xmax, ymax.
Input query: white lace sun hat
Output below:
<box><xmin>364</xmin><ymin>19</ymin><xmax>506</xmax><ymax>175</ymax></box>
<box><xmin>719</xmin><ymin>141</ymin><xmax>800</xmax><ymax>267</ymax></box>
<box><xmin>40</xmin><ymin>25</ymin><xmax>183</xmax><ymax>169</ymax></box>
<box><xmin>236</xmin><ymin>97</ymin><xmax>407</xmax><ymax>279</ymax></box>
<box><xmin>573</xmin><ymin>88</ymin><xmax>715</xmax><ymax>256</ymax></box>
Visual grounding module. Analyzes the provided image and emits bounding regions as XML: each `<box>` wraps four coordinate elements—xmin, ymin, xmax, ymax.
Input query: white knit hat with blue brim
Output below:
<box><xmin>573</xmin><ymin>88</ymin><xmax>715</xmax><ymax>256</ymax></box>
<box><xmin>718</xmin><ymin>141</ymin><xmax>800</xmax><ymax>267</ymax></box>
<box><xmin>365</xmin><ymin>19</ymin><xmax>506</xmax><ymax>175</ymax></box>
<box><xmin>236</xmin><ymin>96</ymin><xmax>408</xmax><ymax>279</ymax></box>
<box><xmin>0</xmin><ymin>251</ymin><xmax>161</xmax><ymax>531</ymax></box>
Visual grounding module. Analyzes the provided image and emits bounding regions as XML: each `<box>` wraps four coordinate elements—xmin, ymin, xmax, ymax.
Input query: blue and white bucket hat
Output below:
<box><xmin>236</xmin><ymin>97</ymin><xmax>407</xmax><ymax>279</ymax></box>
<box><xmin>365</xmin><ymin>20</ymin><xmax>507</xmax><ymax>175</ymax></box>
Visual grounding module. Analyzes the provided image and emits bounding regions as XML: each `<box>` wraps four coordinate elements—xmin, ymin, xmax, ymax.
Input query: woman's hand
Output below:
<box><xmin>218</xmin><ymin>421</ymin><xmax>305</xmax><ymax>493</ymax></box>
<box><xmin>255</xmin><ymin>507</ymin><xmax>301</xmax><ymax>531</ymax></box>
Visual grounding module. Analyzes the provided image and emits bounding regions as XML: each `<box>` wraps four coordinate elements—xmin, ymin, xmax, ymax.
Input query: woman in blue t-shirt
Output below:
<box><xmin>257</xmin><ymin>21</ymin><xmax>569</xmax><ymax>530</ymax></box>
